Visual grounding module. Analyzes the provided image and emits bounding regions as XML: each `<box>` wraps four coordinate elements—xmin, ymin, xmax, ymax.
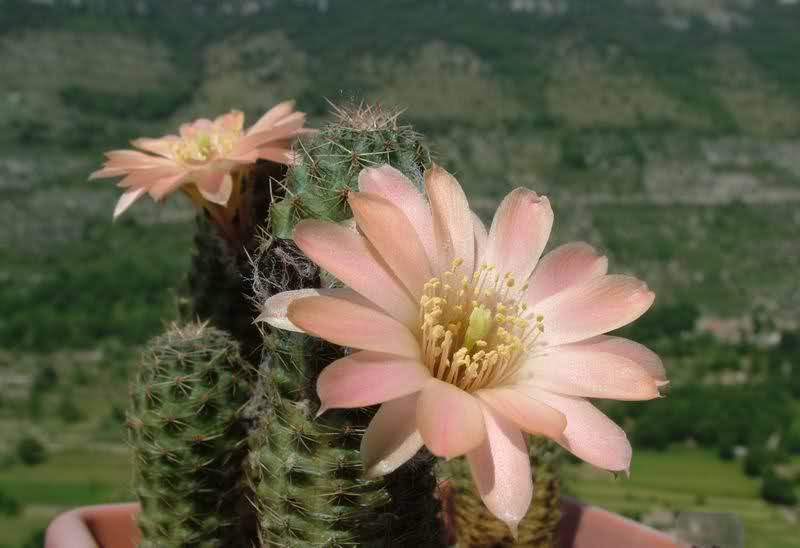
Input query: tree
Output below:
<box><xmin>760</xmin><ymin>472</ymin><xmax>798</xmax><ymax>505</ymax></box>
<box><xmin>16</xmin><ymin>437</ymin><xmax>46</xmax><ymax>466</ymax></box>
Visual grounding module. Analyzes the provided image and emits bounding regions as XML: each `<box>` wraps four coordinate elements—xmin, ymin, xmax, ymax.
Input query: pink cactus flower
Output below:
<box><xmin>90</xmin><ymin>101</ymin><xmax>313</xmax><ymax>218</ymax></box>
<box><xmin>258</xmin><ymin>164</ymin><xmax>666</xmax><ymax>534</ymax></box>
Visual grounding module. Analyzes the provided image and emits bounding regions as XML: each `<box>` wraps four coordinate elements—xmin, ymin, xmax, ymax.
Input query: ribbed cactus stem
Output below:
<box><xmin>127</xmin><ymin>322</ymin><xmax>256</xmax><ymax>548</ymax></box>
<box><xmin>445</xmin><ymin>437</ymin><xmax>562</xmax><ymax>547</ymax></box>
<box><xmin>248</xmin><ymin>104</ymin><xmax>444</xmax><ymax>546</ymax></box>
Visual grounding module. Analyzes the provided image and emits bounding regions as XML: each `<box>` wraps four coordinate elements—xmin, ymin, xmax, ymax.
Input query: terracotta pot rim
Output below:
<box><xmin>45</xmin><ymin>497</ymin><xmax>688</xmax><ymax>548</ymax></box>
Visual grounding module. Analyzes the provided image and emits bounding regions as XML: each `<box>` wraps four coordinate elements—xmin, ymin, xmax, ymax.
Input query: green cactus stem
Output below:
<box><xmin>127</xmin><ymin>322</ymin><xmax>256</xmax><ymax>548</ymax></box>
<box><xmin>443</xmin><ymin>437</ymin><xmax>562</xmax><ymax>547</ymax></box>
<box><xmin>247</xmin><ymin>104</ymin><xmax>444</xmax><ymax>546</ymax></box>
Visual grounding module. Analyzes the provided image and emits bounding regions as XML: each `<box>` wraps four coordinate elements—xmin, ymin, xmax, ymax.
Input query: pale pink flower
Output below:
<box><xmin>259</xmin><ymin>164</ymin><xmax>666</xmax><ymax>534</ymax></box>
<box><xmin>90</xmin><ymin>101</ymin><xmax>312</xmax><ymax>218</ymax></box>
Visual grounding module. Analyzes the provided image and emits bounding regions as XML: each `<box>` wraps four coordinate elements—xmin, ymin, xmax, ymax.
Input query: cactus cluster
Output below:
<box><xmin>125</xmin><ymin>101</ymin><xmax>563</xmax><ymax>547</ymax></box>
<box><xmin>127</xmin><ymin>322</ymin><xmax>256</xmax><ymax>547</ymax></box>
<box><xmin>246</xmin><ymin>105</ymin><xmax>443</xmax><ymax>547</ymax></box>
<box><xmin>443</xmin><ymin>437</ymin><xmax>562</xmax><ymax>547</ymax></box>
<box><xmin>269</xmin><ymin>102</ymin><xmax>429</xmax><ymax>239</ymax></box>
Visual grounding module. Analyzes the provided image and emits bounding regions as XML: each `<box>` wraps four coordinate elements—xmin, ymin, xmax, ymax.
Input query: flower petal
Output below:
<box><xmin>425</xmin><ymin>164</ymin><xmax>474</xmax><ymax>274</ymax></box>
<box><xmin>525</xmin><ymin>242</ymin><xmax>608</xmax><ymax>305</ymax></box>
<box><xmin>349</xmin><ymin>191</ymin><xmax>432</xmax><ymax>297</ymax></box>
<box><xmin>521</xmin><ymin>350</ymin><xmax>660</xmax><ymax>400</ymax></box>
<box><xmin>566</xmin><ymin>335</ymin><xmax>667</xmax><ymax>384</ymax></box>
<box><xmin>197</xmin><ymin>172</ymin><xmax>233</xmax><ymax>205</ymax></box>
<box><xmin>476</xmin><ymin>387</ymin><xmax>566</xmax><ymax>439</ymax></box>
<box><xmin>293</xmin><ymin>220</ymin><xmax>418</xmax><ymax>326</ymax></box>
<box><xmin>248</xmin><ymin>100</ymin><xmax>297</xmax><ymax>134</ymax></box>
<box><xmin>361</xmin><ymin>394</ymin><xmax>424</xmax><ymax>478</ymax></box>
<box><xmin>533</xmin><ymin>275</ymin><xmax>655</xmax><ymax>347</ymax></box>
<box><xmin>147</xmin><ymin>174</ymin><xmax>188</xmax><ymax>201</ymax></box>
<box><xmin>256</xmin><ymin>288</ymin><xmax>372</xmax><ymax>332</ymax></box>
<box><xmin>131</xmin><ymin>136</ymin><xmax>179</xmax><ymax>158</ymax></box>
<box><xmin>466</xmin><ymin>403</ymin><xmax>532</xmax><ymax>537</ymax></box>
<box><xmin>485</xmin><ymin>188</ymin><xmax>553</xmax><ymax>284</ymax></box>
<box><xmin>317</xmin><ymin>351</ymin><xmax>430</xmax><ymax>414</ymax></box>
<box><xmin>525</xmin><ymin>387</ymin><xmax>632</xmax><ymax>472</ymax></box>
<box><xmin>472</xmin><ymin>212</ymin><xmax>488</xmax><ymax>268</ymax></box>
<box><xmin>112</xmin><ymin>187</ymin><xmax>146</xmax><ymax>219</ymax></box>
<box><xmin>415</xmin><ymin>379</ymin><xmax>485</xmax><ymax>458</ymax></box>
<box><xmin>358</xmin><ymin>165</ymin><xmax>436</xmax><ymax>266</ymax></box>
<box><xmin>288</xmin><ymin>295</ymin><xmax>420</xmax><ymax>359</ymax></box>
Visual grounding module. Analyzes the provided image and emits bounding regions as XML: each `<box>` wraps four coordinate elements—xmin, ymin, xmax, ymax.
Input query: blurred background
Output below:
<box><xmin>1</xmin><ymin>0</ymin><xmax>799</xmax><ymax>546</ymax></box>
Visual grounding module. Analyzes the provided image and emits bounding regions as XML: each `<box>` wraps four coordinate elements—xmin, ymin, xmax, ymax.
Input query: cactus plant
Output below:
<box><xmin>246</xmin><ymin>104</ymin><xmax>444</xmax><ymax>546</ymax></box>
<box><xmin>444</xmin><ymin>437</ymin><xmax>562</xmax><ymax>547</ymax></box>
<box><xmin>127</xmin><ymin>322</ymin><xmax>256</xmax><ymax>548</ymax></box>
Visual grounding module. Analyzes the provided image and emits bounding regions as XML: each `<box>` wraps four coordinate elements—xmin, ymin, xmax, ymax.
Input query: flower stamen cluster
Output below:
<box><xmin>419</xmin><ymin>259</ymin><xmax>544</xmax><ymax>392</ymax></box>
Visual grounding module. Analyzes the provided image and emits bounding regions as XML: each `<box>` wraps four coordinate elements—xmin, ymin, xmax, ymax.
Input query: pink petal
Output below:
<box><xmin>349</xmin><ymin>192</ymin><xmax>432</xmax><ymax>297</ymax></box>
<box><xmin>485</xmin><ymin>188</ymin><xmax>553</xmax><ymax>284</ymax></box>
<box><xmin>288</xmin><ymin>296</ymin><xmax>420</xmax><ymax>359</ymax></box>
<box><xmin>424</xmin><ymin>164</ymin><xmax>474</xmax><ymax>274</ymax></box>
<box><xmin>248</xmin><ymin>100</ymin><xmax>297</xmax><ymax>135</ymax></box>
<box><xmin>361</xmin><ymin>394</ymin><xmax>424</xmax><ymax>478</ymax></box>
<box><xmin>476</xmin><ymin>387</ymin><xmax>566</xmax><ymax>439</ymax></box>
<box><xmin>197</xmin><ymin>172</ymin><xmax>233</xmax><ymax>205</ymax></box>
<box><xmin>415</xmin><ymin>379</ymin><xmax>485</xmax><ymax>458</ymax></box>
<box><xmin>146</xmin><ymin>174</ymin><xmax>188</xmax><ymax>201</ymax></box>
<box><xmin>256</xmin><ymin>288</ymin><xmax>373</xmax><ymax>332</ymax></box>
<box><xmin>103</xmin><ymin>150</ymin><xmax>172</xmax><ymax>169</ymax></box>
<box><xmin>112</xmin><ymin>187</ymin><xmax>146</xmax><ymax>218</ymax></box>
<box><xmin>232</xmin><ymin>118</ymin><xmax>305</xmax><ymax>156</ymax></box>
<box><xmin>358</xmin><ymin>165</ymin><xmax>436</xmax><ymax>266</ymax></box>
<box><xmin>118</xmin><ymin>166</ymin><xmax>183</xmax><ymax>189</ymax></box>
<box><xmin>216</xmin><ymin>110</ymin><xmax>245</xmax><ymax>131</ymax></box>
<box><xmin>525</xmin><ymin>242</ymin><xmax>608</xmax><ymax>305</ymax></box>
<box><xmin>526</xmin><ymin>387</ymin><xmax>632</xmax><ymax>472</ymax></box>
<box><xmin>317</xmin><ymin>351</ymin><xmax>430</xmax><ymax>414</ymax></box>
<box><xmin>254</xmin><ymin>146</ymin><xmax>295</xmax><ymax>165</ymax></box>
<box><xmin>293</xmin><ymin>220</ymin><xmax>418</xmax><ymax>326</ymax></box>
<box><xmin>466</xmin><ymin>403</ymin><xmax>532</xmax><ymax>537</ymax></box>
<box><xmin>472</xmin><ymin>212</ymin><xmax>488</xmax><ymax>268</ymax></box>
<box><xmin>521</xmin><ymin>350</ymin><xmax>660</xmax><ymax>401</ymax></box>
<box><xmin>566</xmin><ymin>335</ymin><xmax>667</xmax><ymax>383</ymax></box>
<box><xmin>89</xmin><ymin>166</ymin><xmax>129</xmax><ymax>180</ymax></box>
<box><xmin>131</xmin><ymin>136</ymin><xmax>179</xmax><ymax>158</ymax></box>
<box><xmin>534</xmin><ymin>275</ymin><xmax>655</xmax><ymax>347</ymax></box>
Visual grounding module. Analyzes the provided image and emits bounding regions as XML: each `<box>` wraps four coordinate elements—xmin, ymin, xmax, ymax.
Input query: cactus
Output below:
<box><xmin>269</xmin><ymin>102</ymin><xmax>429</xmax><ymax>239</ymax></box>
<box><xmin>444</xmin><ymin>437</ymin><xmax>562</xmax><ymax>547</ymax></box>
<box><xmin>127</xmin><ymin>322</ymin><xmax>256</xmax><ymax>548</ymax></box>
<box><xmin>247</xmin><ymin>104</ymin><xmax>444</xmax><ymax>546</ymax></box>
<box><xmin>184</xmin><ymin>160</ymin><xmax>287</xmax><ymax>359</ymax></box>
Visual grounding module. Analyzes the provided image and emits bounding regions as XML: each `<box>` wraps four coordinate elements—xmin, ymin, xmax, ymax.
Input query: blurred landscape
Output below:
<box><xmin>0</xmin><ymin>0</ymin><xmax>799</xmax><ymax>546</ymax></box>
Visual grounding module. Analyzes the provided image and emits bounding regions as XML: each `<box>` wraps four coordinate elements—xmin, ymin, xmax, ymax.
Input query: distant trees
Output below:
<box><xmin>16</xmin><ymin>437</ymin><xmax>47</xmax><ymax>466</ymax></box>
<box><xmin>760</xmin><ymin>472</ymin><xmax>798</xmax><ymax>506</ymax></box>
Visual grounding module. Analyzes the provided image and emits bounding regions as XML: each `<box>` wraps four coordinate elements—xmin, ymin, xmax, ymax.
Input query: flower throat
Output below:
<box><xmin>419</xmin><ymin>259</ymin><xmax>544</xmax><ymax>392</ymax></box>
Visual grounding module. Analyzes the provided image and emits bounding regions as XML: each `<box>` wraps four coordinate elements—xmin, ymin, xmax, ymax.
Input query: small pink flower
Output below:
<box><xmin>90</xmin><ymin>101</ymin><xmax>313</xmax><ymax>218</ymax></box>
<box><xmin>259</xmin><ymin>164</ymin><xmax>666</xmax><ymax>534</ymax></box>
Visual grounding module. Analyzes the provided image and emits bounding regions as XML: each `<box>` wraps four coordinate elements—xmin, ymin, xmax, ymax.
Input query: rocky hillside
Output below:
<box><xmin>1</xmin><ymin>0</ymin><xmax>799</xmax><ymax>354</ymax></box>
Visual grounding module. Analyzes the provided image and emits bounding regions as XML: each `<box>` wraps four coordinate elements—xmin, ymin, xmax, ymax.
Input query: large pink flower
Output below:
<box><xmin>90</xmin><ymin>101</ymin><xmax>312</xmax><ymax>218</ymax></box>
<box><xmin>259</xmin><ymin>164</ymin><xmax>666</xmax><ymax>534</ymax></box>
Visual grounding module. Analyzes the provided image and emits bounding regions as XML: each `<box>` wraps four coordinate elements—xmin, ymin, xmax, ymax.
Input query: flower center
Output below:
<box><xmin>419</xmin><ymin>259</ymin><xmax>544</xmax><ymax>392</ymax></box>
<box><xmin>174</xmin><ymin>128</ymin><xmax>241</xmax><ymax>163</ymax></box>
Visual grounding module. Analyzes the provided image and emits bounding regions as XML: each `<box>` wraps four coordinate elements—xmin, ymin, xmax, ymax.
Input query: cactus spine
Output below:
<box><xmin>247</xmin><ymin>105</ymin><xmax>444</xmax><ymax>546</ymax></box>
<box><xmin>127</xmin><ymin>322</ymin><xmax>255</xmax><ymax>547</ymax></box>
<box><xmin>444</xmin><ymin>437</ymin><xmax>562</xmax><ymax>547</ymax></box>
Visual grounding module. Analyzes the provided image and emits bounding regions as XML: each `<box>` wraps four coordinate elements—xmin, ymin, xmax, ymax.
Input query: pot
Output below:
<box><xmin>45</xmin><ymin>498</ymin><xmax>688</xmax><ymax>547</ymax></box>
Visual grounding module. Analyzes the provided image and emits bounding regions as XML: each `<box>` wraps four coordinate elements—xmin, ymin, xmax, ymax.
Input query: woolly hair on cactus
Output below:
<box><xmin>443</xmin><ymin>437</ymin><xmax>562</xmax><ymax>547</ymax></box>
<box><xmin>127</xmin><ymin>322</ymin><xmax>256</xmax><ymax>548</ymax></box>
<box><xmin>246</xmin><ymin>103</ymin><xmax>444</xmax><ymax>546</ymax></box>
<box><xmin>183</xmin><ymin>160</ymin><xmax>287</xmax><ymax>359</ymax></box>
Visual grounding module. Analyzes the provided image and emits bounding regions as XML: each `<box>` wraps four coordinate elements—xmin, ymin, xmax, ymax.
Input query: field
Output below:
<box><xmin>566</xmin><ymin>447</ymin><xmax>800</xmax><ymax>548</ymax></box>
